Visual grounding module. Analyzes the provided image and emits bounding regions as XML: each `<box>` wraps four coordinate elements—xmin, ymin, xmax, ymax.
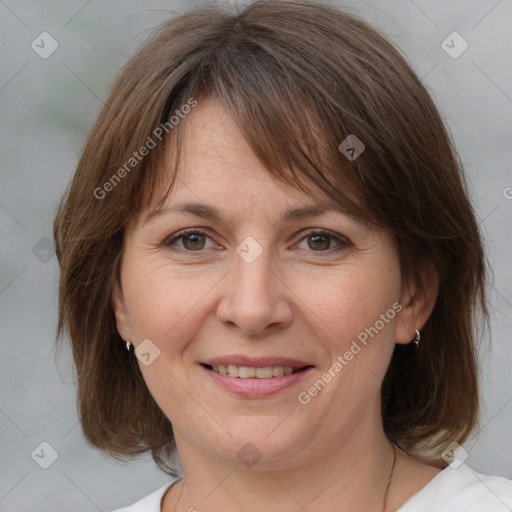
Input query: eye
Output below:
<box><xmin>294</xmin><ymin>229</ymin><xmax>350</xmax><ymax>253</ymax></box>
<box><xmin>164</xmin><ymin>228</ymin><xmax>350</xmax><ymax>254</ymax></box>
<box><xmin>164</xmin><ymin>229</ymin><xmax>216</xmax><ymax>251</ymax></box>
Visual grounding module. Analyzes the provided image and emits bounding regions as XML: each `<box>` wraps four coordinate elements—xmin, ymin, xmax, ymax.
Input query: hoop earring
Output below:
<box><xmin>413</xmin><ymin>329</ymin><xmax>421</xmax><ymax>347</ymax></box>
<box><xmin>125</xmin><ymin>340</ymin><xmax>134</xmax><ymax>353</ymax></box>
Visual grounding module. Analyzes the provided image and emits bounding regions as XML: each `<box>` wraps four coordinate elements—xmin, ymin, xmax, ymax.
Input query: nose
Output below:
<box><xmin>216</xmin><ymin>244</ymin><xmax>294</xmax><ymax>336</ymax></box>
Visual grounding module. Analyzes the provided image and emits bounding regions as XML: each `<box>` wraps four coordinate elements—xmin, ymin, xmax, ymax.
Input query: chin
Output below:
<box><xmin>199</xmin><ymin>416</ymin><xmax>316</xmax><ymax>469</ymax></box>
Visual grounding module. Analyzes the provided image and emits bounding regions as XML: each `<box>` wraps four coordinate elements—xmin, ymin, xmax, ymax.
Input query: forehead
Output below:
<box><xmin>150</xmin><ymin>97</ymin><xmax>335</xmax><ymax>210</ymax></box>
<box><xmin>178</xmin><ymin>96</ymin><xmax>277</xmax><ymax>184</ymax></box>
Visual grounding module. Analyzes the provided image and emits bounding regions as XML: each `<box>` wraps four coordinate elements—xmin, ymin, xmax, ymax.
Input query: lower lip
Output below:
<box><xmin>201</xmin><ymin>365</ymin><xmax>313</xmax><ymax>398</ymax></box>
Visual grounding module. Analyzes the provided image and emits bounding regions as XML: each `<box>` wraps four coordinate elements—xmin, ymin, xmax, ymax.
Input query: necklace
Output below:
<box><xmin>382</xmin><ymin>444</ymin><xmax>397</xmax><ymax>512</ymax></box>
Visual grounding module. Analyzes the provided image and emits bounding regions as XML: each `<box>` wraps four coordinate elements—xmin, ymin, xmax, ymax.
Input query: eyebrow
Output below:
<box><xmin>142</xmin><ymin>201</ymin><xmax>351</xmax><ymax>227</ymax></box>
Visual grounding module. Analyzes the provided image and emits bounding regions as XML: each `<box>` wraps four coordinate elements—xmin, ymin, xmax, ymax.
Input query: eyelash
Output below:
<box><xmin>163</xmin><ymin>228</ymin><xmax>350</xmax><ymax>255</ymax></box>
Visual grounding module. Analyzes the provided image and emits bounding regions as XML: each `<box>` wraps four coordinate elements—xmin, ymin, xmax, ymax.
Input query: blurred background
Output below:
<box><xmin>1</xmin><ymin>0</ymin><xmax>511</xmax><ymax>510</ymax></box>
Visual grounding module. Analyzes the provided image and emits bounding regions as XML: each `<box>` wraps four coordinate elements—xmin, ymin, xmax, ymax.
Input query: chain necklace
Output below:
<box><xmin>382</xmin><ymin>444</ymin><xmax>397</xmax><ymax>512</ymax></box>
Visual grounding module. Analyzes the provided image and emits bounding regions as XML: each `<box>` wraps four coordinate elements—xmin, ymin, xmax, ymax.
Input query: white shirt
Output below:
<box><xmin>109</xmin><ymin>464</ymin><xmax>512</xmax><ymax>511</ymax></box>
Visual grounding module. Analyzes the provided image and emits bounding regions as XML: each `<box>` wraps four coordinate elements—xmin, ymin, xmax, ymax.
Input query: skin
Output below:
<box><xmin>113</xmin><ymin>96</ymin><xmax>441</xmax><ymax>511</ymax></box>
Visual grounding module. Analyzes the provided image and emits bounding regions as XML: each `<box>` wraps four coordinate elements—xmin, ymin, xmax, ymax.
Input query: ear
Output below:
<box><xmin>112</xmin><ymin>283</ymin><xmax>133</xmax><ymax>342</ymax></box>
<box><xmin>395</xmin><ymin>263</ymin><xmax>439</xmax><ymax>345</ymax></box>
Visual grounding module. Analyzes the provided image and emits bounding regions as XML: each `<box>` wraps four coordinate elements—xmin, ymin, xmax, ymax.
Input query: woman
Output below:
<box><xmin>53</xmin><ymin>1</ymin><xmax>512</xmax><ymax>511</ymax></box>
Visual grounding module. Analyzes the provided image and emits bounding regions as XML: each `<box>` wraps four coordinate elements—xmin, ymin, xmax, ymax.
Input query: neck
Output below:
<box><xmin>169</xmin><ymin>415</ymin><xmax>396</xmax><ymax>512</ymax></box>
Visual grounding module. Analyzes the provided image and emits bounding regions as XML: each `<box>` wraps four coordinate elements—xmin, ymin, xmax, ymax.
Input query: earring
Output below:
<box><xmin>413</xmin><ymin>329</ymin><xmax>421</xmax><ymax>347</ymax></box>
<box><xmin>125</xmin><ymin>340</ymin><xmax>134</xmax><ymax>353</ymax></box>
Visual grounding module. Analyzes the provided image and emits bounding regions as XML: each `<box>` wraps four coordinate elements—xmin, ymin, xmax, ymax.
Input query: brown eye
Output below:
<box><xmin>295</xmin><ymin>230</ymin><xmax>350</xmax><ymax>253</ymax></box>
<box><xmin>181</xmin><ymin>232</ymin><xmax>206</xmax><ymax>250</ymax></box>
<box><xmin>307</xmin><ymin>234</ymin><xmax>332</xmax><ymax>251</ymax></box>
<box><xmin>165</xmin><ymin>230</ymin><xmax>214</xmax><ymax>251</ymax></box>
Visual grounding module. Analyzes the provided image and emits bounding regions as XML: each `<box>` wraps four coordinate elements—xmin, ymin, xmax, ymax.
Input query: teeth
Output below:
<box><xmin>272</xmin><ymin>366</ymin><xmax>284</xmax><ymax>377</ymax></box>
<box><xmin>211</xmin><ymin>364</ymin><xmax>299</xmax><ymax>378</ymax></box>
<box><xmin>256</xmin><ymin>367</ymin><xmax>273</xmax><ymax>379</ymax></box>
<box><xmin>227</xmin><ymin>364</ymin><xmax>239</xmax><ymax>377</ymax></box>
<box><xmin>239</xmin><ymin>366</ymin><xmax>256</xmax><ymax>378</ymax></box>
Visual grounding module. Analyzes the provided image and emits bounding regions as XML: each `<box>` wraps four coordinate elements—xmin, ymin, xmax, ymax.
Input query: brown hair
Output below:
<box><xmin>54</xmin><ymin>0</ymin><xmax>488</xmax><ymax>475</ymax></box>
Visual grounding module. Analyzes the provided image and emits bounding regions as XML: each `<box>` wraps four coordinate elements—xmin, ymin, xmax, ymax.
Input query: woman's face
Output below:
<box><xmin>113</xmin><ymin>96</ymin><xmax>420</xmax><ymax>470</ymax></box>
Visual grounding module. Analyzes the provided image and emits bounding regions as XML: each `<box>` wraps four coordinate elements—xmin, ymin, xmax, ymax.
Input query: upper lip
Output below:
<box><xmin>201</xmin><ymin>355</ymin><xmax>313</xmax><ymax>368</ymax></box>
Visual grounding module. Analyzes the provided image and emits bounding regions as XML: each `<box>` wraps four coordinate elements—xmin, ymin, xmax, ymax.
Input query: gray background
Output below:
<box><xmin>1</xmin><ymin>0</ymin><xmax>511</xmax><ymax>510</ymax></box>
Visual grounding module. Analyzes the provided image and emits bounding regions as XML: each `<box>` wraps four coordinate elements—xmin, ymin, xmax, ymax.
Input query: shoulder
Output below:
<box><xmin>399</xmin><ymin>463</ymin><xmax>512</xmax><ymax>511</ymax></box>
<box><xmin>108</xmin><ymin>478</ymin><xmax>181</xmax><ymax>512</ymax></box>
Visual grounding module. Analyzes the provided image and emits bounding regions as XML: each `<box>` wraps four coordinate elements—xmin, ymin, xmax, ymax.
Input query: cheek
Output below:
<box><xmin>298</xmin><ymin>261</ymin><xmax>402</xmax><ymax>352</ymax></box>
<box><xmin>121</xmin><ymin>256</ymin><xmax>222</xmax><ymax>347</ymax></box>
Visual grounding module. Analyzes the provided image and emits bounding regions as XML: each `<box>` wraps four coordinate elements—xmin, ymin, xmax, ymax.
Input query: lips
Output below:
<box><xmin>199</xmin><ymin>355</ymin><xmax>314</xmax><ymax>398</ymax></box>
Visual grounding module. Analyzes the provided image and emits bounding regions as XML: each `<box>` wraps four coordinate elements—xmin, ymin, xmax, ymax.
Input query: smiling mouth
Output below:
<box><xmin>201</xmin><ymin>364</ymin><xmax>312</xmax><ymax>378</ymax></box>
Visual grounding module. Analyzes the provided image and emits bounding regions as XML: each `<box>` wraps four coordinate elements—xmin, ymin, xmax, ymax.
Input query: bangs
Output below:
<box><xmin>138</xmin><ymin>23</ymin><xmax>375</xmax><ymax>226</ymax></box>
